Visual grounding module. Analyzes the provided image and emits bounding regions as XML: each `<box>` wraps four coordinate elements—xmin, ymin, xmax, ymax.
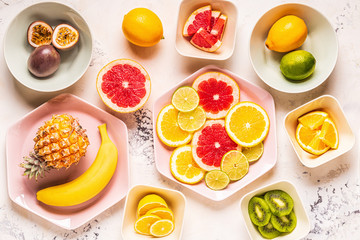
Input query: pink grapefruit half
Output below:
<box><xmin>191</xmin><ymin>120</ymin><xmax>241</xmax><ymax>171</ymax></box>
<box><xmin>96</xmin><ymin>59</ymin><xmax>151</xmax><ymax>113</ymax></box>
<box><xmin>182</xmin><ymin>5</ymin><xmax>211</xmax><ymax>37</ymax></box>
<box><xmin>192</xmin><ymin>71</ymin><xmax>240</xmax><ymax>119</ymax></box>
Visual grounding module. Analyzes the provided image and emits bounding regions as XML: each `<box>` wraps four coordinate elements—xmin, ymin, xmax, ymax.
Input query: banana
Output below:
<box><xmin>36</xmin><ymin>123</ymin><xmax>118</xmax><ymax>206</ymax></box>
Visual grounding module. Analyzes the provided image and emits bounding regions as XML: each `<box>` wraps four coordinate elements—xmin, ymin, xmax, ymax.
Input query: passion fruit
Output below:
<box><xmin>27</xmin><ymin>21</ymin><xmax>53</xmax><ymax>48</ymax></box>
<box><xmin>27</xmin><ymin>45</ymin><xmax>61</xmax><ymax>78</ymax></box>
<box><xmin>52</xmin><ymin>23</ymin><xmax>79</xmax><ymax>50</ymax></box>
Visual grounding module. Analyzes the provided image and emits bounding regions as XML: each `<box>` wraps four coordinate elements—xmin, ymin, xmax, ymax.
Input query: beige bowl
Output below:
<box><xmin>121</xmin><ymin>185</ymin><xmax>186</xmax><ymax>239</ymax></box>
<box><xmin>284</xmin><ymin>95</ymin><xmax>355</xmax><ymax>168</ymax></box>
<box><xmin>175</xmin><ymin>0</ymin><xmax>238</xmax><ymax>60</ymax></box>
<box><xmin>239</xmin><ymin>180</ymin><xmax>310</xmax><ymax>240</ymax></box>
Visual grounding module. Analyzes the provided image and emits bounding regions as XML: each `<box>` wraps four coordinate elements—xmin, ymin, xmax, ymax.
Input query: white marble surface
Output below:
<box><xmin>0</xmin><ymin>0</ymin><xmax>359</xmax><ymax>239</ymax></box>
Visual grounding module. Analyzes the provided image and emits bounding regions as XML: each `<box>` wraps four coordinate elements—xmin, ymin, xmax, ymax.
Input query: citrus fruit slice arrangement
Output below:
<box><xmin>134</xmin><ymin>194</ymin><xmax>175</xmax><ymax>237</ymax></box>
<box><xmin>96</xmin><ymin>59</ymin><xmax>151</xmax><ymax>113</ymax></box>
<box><xmin>156</xmin><ymin>71</ymin><xmax>270</xmax><ymax>190</ymax></box>
<box><xmin>182</xmin><ymin>5</ymin><xmax>228</xmax><ymax>52</ymax></box>
<box><xmin>295</xmin><ymin>110</ymin><xmax>339</xmax><ymax>155</ymax></box>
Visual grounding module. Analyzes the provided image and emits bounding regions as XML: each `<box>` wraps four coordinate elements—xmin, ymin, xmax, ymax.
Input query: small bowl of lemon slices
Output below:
<box><xmin>249</xmin><ymin>3</ymin><xmax>338</xmax><ymax>93</ymax></box>
<box><xmin>121</xmin><ymin>185</ymin><xmax>186</xmax><ymax>239</ymax></box>
<box><xmin>284</xmin><ymin>95</ymin><xmax>355</xmax><ymax>168</ymax></box>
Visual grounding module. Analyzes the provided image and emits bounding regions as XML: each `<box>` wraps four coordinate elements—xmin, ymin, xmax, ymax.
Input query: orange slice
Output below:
<box><xmin>149</xmin><ymin>219</ymin><xmax>174</xmax><ymax>237</ymax></box>
<box><xmin>137</xmin><ymin>194</ymin><xmax>168</xmax><ymax>217</ymax></box>
<box><xmin>170</xmin><ymin>145</ymin><xmax>205</xmax><ymax>184</ymax></box>
<box><xmin>225</xmin><ymin>102</ymin><xmax>270</xmax><ymax>147</ymax></box>
<box><xmin>298</xmin><ymin>111</ymin><xmax>328</xmax><ymax>130</ymax></box>
<box><xmin>156</xmin><ymin>104</ymin><xmax>192</xmax><ymax>147</ymax></box>
<box><xmin>296</xmin><ymin>123</ymin><xmax>330</xmax><ymax>155</ymax></box>
<box><xmin>319</xmin><ymin>118</ymin><xmax>339</xmax><ymax>149</ymax></box>
<box><xmin>134</xmin><ymin>214</ymin><xmax>161</xmax><ymax>235</ymax></box>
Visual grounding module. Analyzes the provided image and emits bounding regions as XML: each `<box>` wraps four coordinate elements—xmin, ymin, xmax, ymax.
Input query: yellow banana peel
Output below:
<box><xmin>36</xmin><ymin>123</ymin><xmax>118</xmax><ymax>206</ymax></box>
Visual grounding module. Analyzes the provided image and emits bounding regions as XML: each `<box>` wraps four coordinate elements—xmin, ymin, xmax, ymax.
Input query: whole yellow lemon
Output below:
<box><xmin>265</xmin><ymin>15</ymin><xmax>307</xmax><ymax>52</ymax></box>
<box><xmin>122</xmin><ymin>8</ymin><xmax>163</xmax><ymax>47</ymax></box>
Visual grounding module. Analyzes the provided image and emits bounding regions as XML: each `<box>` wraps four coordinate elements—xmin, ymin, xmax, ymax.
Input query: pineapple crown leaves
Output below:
<box><xmin>20</xmin><ymin>152</ymin><xmax>51</xmax><ymax>181</ymax></box>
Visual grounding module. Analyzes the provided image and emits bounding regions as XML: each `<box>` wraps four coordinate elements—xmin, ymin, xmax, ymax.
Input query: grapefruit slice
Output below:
<box><xmin>183</xmin><ymin>5</ymin><xmax>211</xmax><ymax>37</ymax></box>
<box><xmin>209</xmin><ymin>10</ymin><xmax>221</xmax><ymax>31</ymax></box>
<box><xmin>210</xmin><ymin>14</ymin><xmax>227</xmax><ymax>40</ymax></box>
<box><xmin>190</xmin><ymin>27</ymin><xmax>222</xmax><ymax>52</ymax></box>
<box><xmin>191</xmin><ymin>120</ymin><xmax>241</xmax><ymax>171</ymax></box>
<box><xmin>96</xmin><ymin>59</ymin><xmax>151</xmax><ymax>113</ymax></box>
<box><xmin>192</xmin><ymin>72</ymin><xmax>240</xmax><ymax>119</ymax></box>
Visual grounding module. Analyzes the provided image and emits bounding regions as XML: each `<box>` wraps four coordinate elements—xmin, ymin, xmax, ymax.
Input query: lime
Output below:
<box><xmin>220</xmin><ymin>150</ymin><xmax>249</xmax><ymax>181</ymax></box>
<box><xmin>280</xmin><ymin>50</ymin><xmax>316</xmax><ymax>81</ymax></box>
<box><xmin>177</xmin><ymin>106</ymin><xmax>206</xmax><ymax>132</ymax></box>
<box><xmin>242</xmin><ymin>142</ymin><xmax>264</xmax><ymax>163</ymax></box>
<box><xmin>171</xmin><ymin>86</ymin><xmax>200</xmax><ymax>112</ymax></box>
<box><xmin>205</xmin><ymin>170</ymin><xmax>230</xmax><ymax>190</ymax></box>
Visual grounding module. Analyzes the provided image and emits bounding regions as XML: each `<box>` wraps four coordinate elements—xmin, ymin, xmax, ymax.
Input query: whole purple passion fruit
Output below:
<box><xmin>27</xmin><ymin>45</ymin><xmax>61</xmax><ymax>78</ymax></box>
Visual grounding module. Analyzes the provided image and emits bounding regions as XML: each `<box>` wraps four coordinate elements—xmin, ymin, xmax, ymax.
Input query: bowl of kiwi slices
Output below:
<box><xmin>239</xmin><ymin>180</ymin><xmax>310</xmax><ymax>239</ymax></box>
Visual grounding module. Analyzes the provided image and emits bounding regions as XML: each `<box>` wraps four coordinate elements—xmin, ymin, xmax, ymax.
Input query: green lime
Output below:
<box><xmin>280</xmin><ymin>50</ymin><xmax>316</xmax><ymax>81</ymax></box>
<box><xmin>242</xmin><ymin>142</ymin><xmax>264</xmax><ymax>163</ymax></box>
<box><xmin>205</xmin><ymin>170</ymin><xmax>230</xmax><ymax>190</ymax></box>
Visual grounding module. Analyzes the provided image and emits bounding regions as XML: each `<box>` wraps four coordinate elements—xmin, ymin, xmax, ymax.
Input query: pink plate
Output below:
<box><xmin>153</xmin><ymin>65</ymin><xmax>277</xmax><ymax>201</ymax></box>
<box><xmin>6</xmin><ymin>93</ymin><xmax>129</xmax><ymax>229</ymax></box>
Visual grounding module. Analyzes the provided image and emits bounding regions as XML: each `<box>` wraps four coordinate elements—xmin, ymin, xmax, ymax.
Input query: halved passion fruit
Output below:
<box><xmin>52</xmin><ymin>24</ymin><xmax>79</xmax><ymax>50</ymax></box>
<box><xmin>27</xmin><ymin>21</ymin><xmax>53</xmax><ymax>48</ymax></box>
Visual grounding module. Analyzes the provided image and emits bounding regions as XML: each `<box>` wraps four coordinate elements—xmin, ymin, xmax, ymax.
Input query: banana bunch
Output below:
<box><xmin>36</xmin><ymin>123</ymin><xmax>118</xmax><ymax>206</ymax></box>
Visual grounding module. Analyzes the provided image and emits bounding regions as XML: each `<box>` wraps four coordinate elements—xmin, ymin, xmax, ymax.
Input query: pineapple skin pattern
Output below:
<box><xmin>21</xmin><ymin>114</ymin><xmax>90</xmax><ymax>180</ymax></box>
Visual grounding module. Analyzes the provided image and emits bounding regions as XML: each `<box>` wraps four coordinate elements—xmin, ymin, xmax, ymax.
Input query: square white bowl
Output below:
<box><xmin>175</xmin><ymin>0</ymin><xmax>238</xmax><ymax>60</ymax></box>
<box><xmin>284</xmin><ymin>95</ymin><xmax>355</xmax><ymax>168</ymax></box>
<box><xmin>121</xmin><ymin>185</ymin><xmax>186</xmax><ymax>240</ymax></box>
<box><xmin>239</xmin><ymin>180</ymin><xmax>310</xmax><ymax>240</ymax></box>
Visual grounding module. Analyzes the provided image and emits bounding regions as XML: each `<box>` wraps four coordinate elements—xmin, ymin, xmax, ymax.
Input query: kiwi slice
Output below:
<box><xmin>248</xmin><ymin>197</ymin><xmax>271</xmax><ymax>227</ymax></box>
<box><xmin>258</xmin><ymin>222</ymin><xmax>281</xmax><ymax>239</ymax></box>
<box><xmin>264</xmin><ymin>190</ymin><xmax>294</xmax><ymax>216</ymax></box>
<box><xmin>270</xmin><ymin>210</ymin><xmax>297</xmax><ymax>233</ymax></box>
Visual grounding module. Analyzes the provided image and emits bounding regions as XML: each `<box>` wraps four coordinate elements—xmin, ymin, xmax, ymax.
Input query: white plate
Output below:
<box><xmin>4</xmin><ymin>2</ymin><xmax>92</xmax><ymax>92</ymax></box>
<box><xmin>249</xmin><ymin>3</ymin><xmax>338</xmax><ymax>93</ymax></box>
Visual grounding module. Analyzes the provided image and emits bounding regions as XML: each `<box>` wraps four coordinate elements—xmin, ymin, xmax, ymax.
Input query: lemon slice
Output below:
<box><xmin>134</xmin><ymin>214</ymin><xmax>161</xmax><ymax>235</ymax></box>
<box><xmin>225</xmin><ymin>102</ymin><xmax>270</xmax><ymax>147</ymax></box>
<box><xmin>170</xmin><ymin>145</ymin><xmax>205</xmax><ymax>184</ymax></box>
<box><xmin>319</xmin><ymin>118</ymin><xmax>339</xmax><ymax>149</ymax></box>
<box><xmin>242</xmin><ymin>142</ymin><xmax>264</xmax><ymax>163</ymax></box>
<box><xmin>171</xmin><ymin>86</ymin><xmax>200</xmax><ymax>112</ymax></box>
<box><xmin>296</xmin><ymin>123</ymin><xmax>330</xmax><ymax>155</ymax></box>
<box><xmin>156</xmin><ymin>104</ymin><xmax>192</xmax><ymax>147</ymax></box>
<box><xmin>220</xmin><ymin>150</ymin><xmax>249</xmax><ymax>181</ymax></box>
<box><xmin>137</xmin><ymin>194</ymin><xmax>168</xmax><ymax>217</ymax></box>
<box><xmin>177</xmin><ymin>106</ymin><xmax>206</xmax><ymax>132</ymax></box>
<box><xmin>149</xmin><ymin>219</ymin><xmax>175</xmax><ymax>237</ymax></box>
<box><xmin>298</xmin><ymin>111</ymin><xmax>328</xmax><ymax>130</ymax></box>
<box><xmin>205</xmin><ymin>170</ymin><xmax>230</xmax><ymax>190</ymax></box>
<box><xmin>146</xmin><ymin>207</ymin><xmax>174</xmax><ymax>221</ymax></box>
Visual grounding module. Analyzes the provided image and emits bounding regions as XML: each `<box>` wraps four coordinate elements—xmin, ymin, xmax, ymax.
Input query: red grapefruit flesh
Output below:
<box><xmin>183</xmin><ymin>5</ymin><xmax>211</xmax><ymax>37</ymax></box>
<box><xmin>210</xmin><ymin>14</ymin><xmax>227</xmax><ymax>40</ymax></box>
<box><xmin>192</xmin><ymin>72</ymin><xmax>240</xmax><ymax>119</ymax></box>
<box><xmin>209</xmin><ymin>10</ymin><xmax>221</xmax><ymax>31</ymax></box>
<box><xmin>96</xmin><ymin>59</ymin><xmax>151</xmax><ymax>113</ymax></box>
<box><xmin>190</xmin><ymin>27</ymin><xmax>222</xmax><ymax>52</ymax></box>
<box><xmin>192</xmin><ymin>120</ymin><xmax>240</xmax><ymax>171</ymax></box>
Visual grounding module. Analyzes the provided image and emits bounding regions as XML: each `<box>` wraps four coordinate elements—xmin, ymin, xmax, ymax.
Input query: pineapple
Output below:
<box><xmin>21</xmin><ymin>114</ymin><xmax>90</xmax><ymax>180</ymax></box>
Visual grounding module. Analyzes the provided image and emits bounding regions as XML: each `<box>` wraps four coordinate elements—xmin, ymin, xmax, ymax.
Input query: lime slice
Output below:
<box><xmin>171</xmin><ymin>86</ymin><xmax>199</xmax><ymax>112</ymax></box>
<box><xmin>177</xmin><ymin>106</ymin><xmax>206</xmax><ymax>132</ymax></box>
<box><xmin>220</xmin><ymin>150</ymin><xmax>249</xmax><ymax>181</ymax></box>
<box><xmin>205</xmin><ymin>170</ymin><xmax>230</xmax><ymax>190</ymax></box>
<box><xmin>242</xmin><ymin>142</ymin><xmax>264</xmax><ymax>163</ymax></box>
